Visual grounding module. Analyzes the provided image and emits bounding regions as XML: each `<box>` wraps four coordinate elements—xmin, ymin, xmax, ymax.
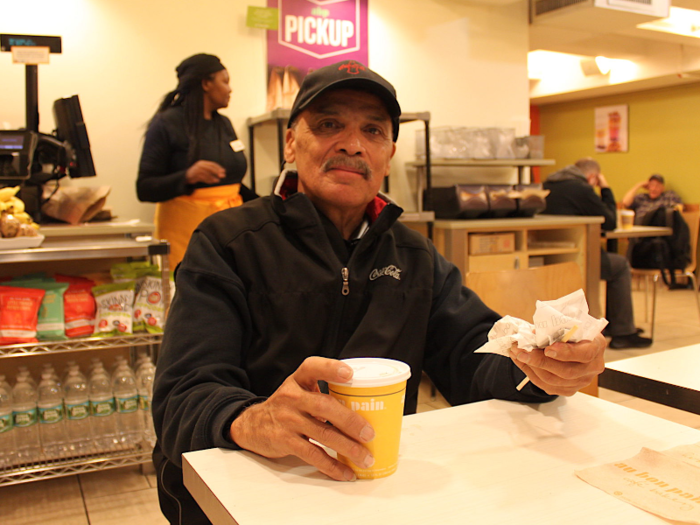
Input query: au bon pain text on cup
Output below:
<box><xmin>327</xmin><ymin>358</ymin><xmax>411</xmax><ymax>479</ymax></box>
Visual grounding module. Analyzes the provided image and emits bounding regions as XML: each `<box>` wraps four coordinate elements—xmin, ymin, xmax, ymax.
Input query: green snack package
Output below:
<box><xmin>111</xmin><ymin>261</ymin><xmax>161</xmax><ymax>298</ymax></box>
<box><xmin>92</xmin><ymin>282</ymin><xmax>136</xmax><ymax>337</ymax></box>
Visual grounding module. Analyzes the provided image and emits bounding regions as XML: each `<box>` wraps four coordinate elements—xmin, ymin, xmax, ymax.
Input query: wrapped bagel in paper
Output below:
<box><xmin>475</xmin><ymin>289</ymin><xmax>608</xmax><ymax>357</ymax></box>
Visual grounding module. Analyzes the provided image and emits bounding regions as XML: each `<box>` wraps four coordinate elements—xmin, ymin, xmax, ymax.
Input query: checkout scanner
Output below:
<box><xmin>0</xmin><ymin>129</ymin><xmax>69</xmax><ymax>183</ymax></box>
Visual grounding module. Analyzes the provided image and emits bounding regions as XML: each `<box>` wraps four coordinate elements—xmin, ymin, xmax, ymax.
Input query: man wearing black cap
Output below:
<box><xmin>152</xmin><ymin>60</ymin><xmax>606</xmax><ymax>524</ymax></box>
<box><xmin>621</xmin><ymin>174</ymin><xmax>682</xmax><ymax>224</ymax></box>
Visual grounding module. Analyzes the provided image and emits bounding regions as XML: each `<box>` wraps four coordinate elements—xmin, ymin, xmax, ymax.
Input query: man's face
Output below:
<box><xmin>284</xmin><ymin>89</ymin><xmax>396</xmax><ymax>214</ymax></box>
<box><xmin>647</xmin><ymin>179</ymin><xmax>664</xmax><ymax>199</ymax></box>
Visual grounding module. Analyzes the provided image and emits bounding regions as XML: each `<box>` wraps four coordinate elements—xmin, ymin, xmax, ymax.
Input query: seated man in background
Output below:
<box><xmin>152</xmin><ymin>61</ymin><xmax>607</xmax><ymax>525</ymax></box>
<box><xmin>621</xmin><ymin>174</ymin><xmax>682</xmax><ymax>224</ymax></box>
<box><xmin>542</xmin><ymin>158</ymin><xmax>652</xmax><ymax>350</ymax></box>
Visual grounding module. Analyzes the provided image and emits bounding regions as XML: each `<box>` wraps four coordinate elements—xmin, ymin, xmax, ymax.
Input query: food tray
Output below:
<box><xmin>0</xmin><ymin>234</ymin><xmax>45</xmax><ymax>250</ymax></box>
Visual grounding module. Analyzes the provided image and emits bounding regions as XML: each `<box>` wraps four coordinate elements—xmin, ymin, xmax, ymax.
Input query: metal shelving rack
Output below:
<box><xmin>0</xmin><ymin>445</ymin><xmax>154</xmax><ymax>487</ymax></box>
<box><xmin>0</xmin><ymin>234</ymin><xmax>170</xmax><ymax>487</ymax></box>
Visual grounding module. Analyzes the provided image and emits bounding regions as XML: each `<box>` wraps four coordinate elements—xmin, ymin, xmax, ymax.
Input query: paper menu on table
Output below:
<box><xmin>576</xmin><ymin>444</ymin><xmax>700</xmax><ymax>524</ymax></box>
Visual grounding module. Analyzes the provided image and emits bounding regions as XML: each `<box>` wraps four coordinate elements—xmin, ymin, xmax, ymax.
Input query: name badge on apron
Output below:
<box><xmin>230</xmin><ymin>139</ymin><xmax>245</xmax><ymax>152</ymax></box>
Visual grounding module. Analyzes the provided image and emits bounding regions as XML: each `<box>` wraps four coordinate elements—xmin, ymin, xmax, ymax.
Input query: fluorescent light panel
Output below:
<box><xmin>638</xmin><ymin>7</ymin><xmax>700</xmax><ymax>38</ymax></box>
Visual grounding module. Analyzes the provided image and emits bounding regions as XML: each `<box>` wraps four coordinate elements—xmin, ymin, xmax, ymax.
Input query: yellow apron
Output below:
<box><xmin>154</xmin><ymin>184</ymin><xmax>242</xmax><ymax>268</ymax></box>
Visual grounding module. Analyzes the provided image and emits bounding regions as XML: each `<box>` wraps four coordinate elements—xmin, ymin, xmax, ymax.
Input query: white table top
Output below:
<box><xmin>605</xmin><ymin>344</ymin><xmax>700</xmax><ymax>391</ymax></box>
<box><xmin>182</xmin><ymin>394</ymin><xmax>700</xmax><ymax>525</ymax></box>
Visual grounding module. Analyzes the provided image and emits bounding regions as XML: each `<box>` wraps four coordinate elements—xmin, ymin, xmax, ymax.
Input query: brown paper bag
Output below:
<box><xmin>41</xmin><ymin>185</ymin><xmax>111</xmax><ymax>224</ymax></box>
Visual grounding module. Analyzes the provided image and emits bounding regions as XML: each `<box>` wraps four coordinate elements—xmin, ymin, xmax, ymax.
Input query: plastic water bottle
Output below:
<box><xmin>0</xmin><ymin>382</ymin><xmax>16</xmax><ymax>468</ymax></box>
<box><xmin>64</xmin><ymin>367</ymin><xmax>93</xmax><ymax>455</ymax></box>
<box><xmin>62</xmin><ymin>360</ymin><xmax>78</xmax><ymax>386</ymax></box>
<box><xmin>136</xmin><ymin>356</ymin><xmax>157</xmax><ymax>447</ymax></box>
<box><xmin>42</xmin><ymin>363</ymin><xmax>62</xmax><ymax>390</ymax></box>
<box><xmin>0</xmin><ymin>374</ymin><xmax>12</xmax><ymax>395</ymax></box>
<box><xmin>12</xmin><ymin>373</ymin><xmax>41</xmax><ymax>463</ymax></box>
<box><xmin>135</xmin><ymin>350</ymin><xmax>151</xmax><ymax>373</ymax></box>
<box><xmin>88</xmin><ymin>357</ymin><xmax>102</xmax><ymax>376</ymax></box>
<box><xmin>112</xmin><ymin>360</ymin><xmax>143</xmax><ymax>447</ymax></box>
<box><xmin>16</xmin><ymin>366</ymin><xmax>37</xmax><ymax>389</ymax></box>
<box><xmin>88</xmin><ymin>363</ymin><xmax>119</xmax><ymax>452</ymax></box>
<box><xmin>37</xmin><ymin>371</ymin><xmax>69</xmax><ymax>459</ymax></box>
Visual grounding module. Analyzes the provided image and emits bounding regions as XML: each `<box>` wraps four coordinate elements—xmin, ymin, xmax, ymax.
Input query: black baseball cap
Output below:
<box><xmin>287</xmin><ymin>60</ymin><xmax>402</xmax><ymax>141</ymax></box>
<box><xmin>649</xmin><ymin>174</ymin><xmax>665</xmax><ymax>184</ymax></box>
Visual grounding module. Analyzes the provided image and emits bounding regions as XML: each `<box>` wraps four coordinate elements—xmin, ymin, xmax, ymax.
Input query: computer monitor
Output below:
<box><xmin>52</xmin><ymin>95</ymin><xmax>96</xmax><ymax>178</ymax></box>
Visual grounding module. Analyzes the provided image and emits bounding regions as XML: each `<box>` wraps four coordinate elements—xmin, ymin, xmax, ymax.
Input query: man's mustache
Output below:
<box><xmin>322</xmin><ymin>156</ymin><xmax>371</xmax><ymax>179</ymax></box>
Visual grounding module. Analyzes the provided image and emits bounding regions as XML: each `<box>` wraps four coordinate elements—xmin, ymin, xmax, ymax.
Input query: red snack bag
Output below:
<box><xmin>56</xmin><ymin>274</ymin><xmax>96</xmax><ymax>338</ymax></box>
<box><xmin>0</xmin><ymin>285</ymin><xmax>46</xmax><ymax>345</ymax></box>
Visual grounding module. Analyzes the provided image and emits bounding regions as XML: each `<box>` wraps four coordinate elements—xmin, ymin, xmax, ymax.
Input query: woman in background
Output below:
<box><xmin>137</xmin><ymin>53</ymin><xmax>255</xmax><ymax>267</ymax></box>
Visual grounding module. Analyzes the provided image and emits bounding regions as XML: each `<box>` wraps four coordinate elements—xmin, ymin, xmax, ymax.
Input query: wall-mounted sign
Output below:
<box><xmin>265</xmin><ymin>0</ymin><xmax>368</xmax><ymax>111</ymax></box>
<box><xmin>0</xmin><ymin>34</ymin><xmax>62</xmax><ymax>53</ymax></box>
<box><xmin>247</xmin><ymin>6</ymin><xmax>279</xmax><ymax>30</ymax></box>
<box><xmin>595</xmin><ymin>104</ymin><xmax>628</xmax><ymax>153</ymax></box>
<box><xmin>11</xmin><ymin>46</ymin><xmax>50</xmax><ymax>65</ymax></box>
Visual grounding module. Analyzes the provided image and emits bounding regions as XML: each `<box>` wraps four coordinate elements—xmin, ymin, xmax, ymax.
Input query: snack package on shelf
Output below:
<box><xmin>110</xmin><ymin>261</ymin><xmax>164</xmax><ymax>333</ymax></box>
<box><xmin>55</xmin><ymin>275</ymin><xmax>97</xmax><ymax>338</ymax></box>
<box><xmin>133</xmin><ymin>275</ymin><xmax>166</xmax><ymax>334</ymax></box>
<box><xmin>92</xmin><ymin>282</ymin><xmax>135</xmax><ymax>337</ymax></box>
<box><xmin>0</xmin><ymin>286</ymin><xmax>46</xmax><ymax>345</ymax></box>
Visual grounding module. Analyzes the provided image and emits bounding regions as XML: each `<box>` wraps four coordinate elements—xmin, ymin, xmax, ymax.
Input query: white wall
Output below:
<box><xmin>0</xmin><ymin>0</ymin><xmax>530</xmax><ymax>221</ymax></box>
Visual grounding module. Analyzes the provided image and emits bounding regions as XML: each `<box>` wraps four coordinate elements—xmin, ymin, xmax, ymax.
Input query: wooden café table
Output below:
<box><xmin>603</xmin><ymin>225</ymin><xmax>673</xmax><ymax>240</ymax></box>
<box><xmin>603</xmin><ymin>225</ymin><xmax>672</xmax><ymax>252</ymax></box>
<box><xmin>182</xmin><ymin>394</ymin><xmax>700</xmax><ymax>524</ymax></box>
<box><xmin>599</xmin><ymin>343</ymin><xmax>700</xmax><ymax>415</ymax></box>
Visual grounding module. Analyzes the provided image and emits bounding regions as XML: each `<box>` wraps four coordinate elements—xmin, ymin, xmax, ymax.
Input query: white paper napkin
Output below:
<box><xmin>475</xmin><ymin>289</ymin><xmax>608</xmax><ymax>357</ymax></box>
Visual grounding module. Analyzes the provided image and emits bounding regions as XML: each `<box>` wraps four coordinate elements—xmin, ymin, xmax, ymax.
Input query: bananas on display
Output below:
<box><xmin>0</xmin><ymin>186</ymin><xmax>40</xmax><ymax>238</ymax></box>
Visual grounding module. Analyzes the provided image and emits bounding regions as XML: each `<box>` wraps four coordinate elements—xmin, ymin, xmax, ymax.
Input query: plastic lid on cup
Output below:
<box><xmin>329</xmin><ymin>358</ymin><xmax>411</xmax><ymax>388</ymax></box>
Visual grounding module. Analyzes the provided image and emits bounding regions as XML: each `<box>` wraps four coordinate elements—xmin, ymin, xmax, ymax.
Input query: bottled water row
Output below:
<box><xmin>0</xmin><ymin>352</ymin><xmax>157</xmax><ymax>468</ymax></box>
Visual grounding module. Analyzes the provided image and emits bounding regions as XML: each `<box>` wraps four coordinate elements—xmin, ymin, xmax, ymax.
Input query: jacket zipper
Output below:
<box><xmin>341</xmin><ymin>267</ymin><xmax>350</xmax><ymax>295</ymax></box>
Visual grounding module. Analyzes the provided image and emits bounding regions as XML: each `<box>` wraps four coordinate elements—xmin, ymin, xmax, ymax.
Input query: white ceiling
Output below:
<box><xmin>532</xmin><ymin>0</ymin><xmax>700</xmax><ymax>59</ymax></box>
<box><xmin>529</xmin><ymin>0</ymin><xmax>700</xmax><ymax>103</ymax></box>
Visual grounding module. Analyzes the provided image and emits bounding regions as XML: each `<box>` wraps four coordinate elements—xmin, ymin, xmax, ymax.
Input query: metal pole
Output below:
<box><xmin>25</xmin><ymin>64</ymin><xmax>39</xmax><ymax>132</ymax></box>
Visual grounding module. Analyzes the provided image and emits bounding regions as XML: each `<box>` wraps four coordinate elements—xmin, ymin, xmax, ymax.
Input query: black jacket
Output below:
<box><xmin>542</xmin><ymin>165</ymin><xmax>618</xmax><ymax>277</ymax></box>
<box><xmin>152</xmin><ymin>173</ymin><xmax>555</xmax><ymax>523</ymax></box>
<box><xmin>542</xmin><ymin>165</ymin><xmax>617</xmax><ymax>231</ymax></box>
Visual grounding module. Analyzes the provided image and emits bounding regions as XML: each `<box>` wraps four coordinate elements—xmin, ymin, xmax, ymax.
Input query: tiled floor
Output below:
<box><xmin>1</xmin><ymin>282</ymin><xmax>699</xmax><ymax>524</ymax></box>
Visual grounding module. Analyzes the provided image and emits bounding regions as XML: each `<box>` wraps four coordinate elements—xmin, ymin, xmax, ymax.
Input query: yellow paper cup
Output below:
<box><xmin>328</xmin><ymin>357</ymin><xmax>411</xmax><ymax>479</ymax></box>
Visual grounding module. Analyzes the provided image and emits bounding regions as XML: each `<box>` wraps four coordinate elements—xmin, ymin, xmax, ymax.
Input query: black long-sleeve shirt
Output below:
<box><xmin>136</xmin><ymin>106</ymin><xmax>248</xmax><ymax>202</ymax></box>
